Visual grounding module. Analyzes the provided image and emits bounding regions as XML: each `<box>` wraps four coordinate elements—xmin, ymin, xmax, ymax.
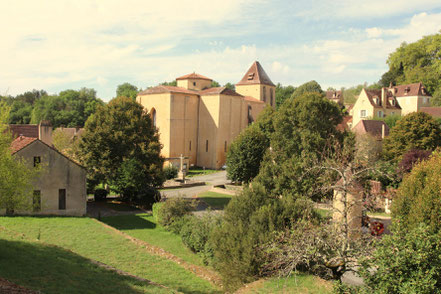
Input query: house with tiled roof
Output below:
<box><xmin>352</xmin><ymin>82</ymin><xmax>434</xmax><ymax>128</ymax></box>
<box><xmin>7</xmin><ymin>135</ymin><xmax>87</xmax><ymax>216</ymax></box>
<box><xmin>137</xmin><ymin>61</ymin><xmax>273</xmax><ymax>169</ymax></box>
<box><xmin>352</xmin><ymin>120</ymin><xmax>389</xmax><ymax>140</ymax></box>
<box><xmin>8</xmin><ymin>120</ymin><xmax>53</xmax><ymax>146</ymax></box>
<box><xmin>325</xmin><ymin>90</ymin><xmax>343</xmax><ymax>105</ymax></box>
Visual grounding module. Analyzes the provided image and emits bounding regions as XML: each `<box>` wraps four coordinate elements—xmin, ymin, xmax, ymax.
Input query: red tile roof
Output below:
<box><xmin>138</xmin><ymin>85</ymin><xmax>199</xmax><ymax>96</ymax></box>
<box><xmin>364</xmin><ymin>89</ymin><xmax>401</xmax><ymax>110</ymax></box>
<box><xmin>236</xmin><ymin>61</ymin><xmax>275</xmax><ymax>87</ymax></box>
<box><xmin>8</xmin><ymin>124</ymin><xmax>39</xmax><ymax>139</ymax></box>
<box><xmin>176</xmin><ymin>73</ymin><xmax>212</xmax><ymax>81</ymax></box>
<box><xmin>353</xmin><ymin>120</ymin><xmax>389</xmax><ymax>138</ymax></box>
<box><xmin>199</xmin><ymin>87</ymin><xmax>243</xmax><ymax>97</ymax></box>
<box><xmin>390</xmin><ymin>83</ymin><xmax>429</xmax><ymax>97</ymax></box>
<box><xmin>419</xmin><ymin>107</ymin><xmax>441</xmax><ymax>118</ymax></box>
<box><xmin>10</xmin><ymin>136</ymin><xmax>37</xmax><ymax>154</ymax></box>
<box><xmin>337</xmin><ymin>115</ymin><xmax>352</xmax><ymax>131</ymax></box>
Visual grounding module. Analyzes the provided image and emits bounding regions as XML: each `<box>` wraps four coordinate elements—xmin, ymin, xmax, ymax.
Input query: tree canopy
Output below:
<box><xmin>116</xmin><ymin>83</ymin><xmax>139</xmax><ymax>100</ymax></box>
<box><xmin>379</xmin><ymin>32</ymin><xmax>441</xmax><ymax>106</ymax></box>
<box><xmin>382</xmin><ymin>112</ymin><xmax>441</xmax><ymax>162</ymax></box>
<box><xmin>78</xmin><ymin>96</ymin><xmax>164</xmax><ymax>205</ymax></box>
<box><xmin>291</xmin><ymin>80</ymin><xmax>323</xmax><ymax>98</ymax></box>
<box><xmin>275</xmin><ymin>83</ymin><xmax>295</xmax><ymax>108</ymax></box>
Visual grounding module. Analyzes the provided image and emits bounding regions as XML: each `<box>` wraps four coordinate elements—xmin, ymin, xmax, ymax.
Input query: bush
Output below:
<box><xmin>180</xmin><ymin>213</ymin><xmax>222</xmax><ymax>265</ymax></box>
<box><xmin>358</xmin><ymin>224</ymin><xmax>441</xmax><ymax>294</ymax></box>
<box><xmin>155</xmin><ymin>198</ymin><xmax>196</xmax><ymax>233</ymax></box>
<box><xmin>94</xmin><ymin>189</ymin><xmax>108</xmax><ymax>201</ymax></box>
<box><xmin>152</xmin><ymin>202</ymin><xmax>163</xmax><ymax>222</ymax></box>
<box><xmin>392</xmin><ymin>149</ymin><xmax>441</xmax><ymax>232</ymax></box>
<box><xmin>163</xmin><ymin>165</ymin><xmax>178</xmax><ymax>180</ymax></box>
<box><xmin>398</xmin><ymin>149</ymin><xmax>432</xmax><ymax>175</ymax></box>
<box><xmin>210</xmin><ymin>183</ymin><xmax>321</xmax><ymax>291</ymax></box>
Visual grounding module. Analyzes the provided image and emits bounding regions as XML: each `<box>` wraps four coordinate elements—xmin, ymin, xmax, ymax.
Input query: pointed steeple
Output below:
<box><xmin>236</xmin><ymin>61</ymin><xmax>275</xmax><ymax>87</ymax></box>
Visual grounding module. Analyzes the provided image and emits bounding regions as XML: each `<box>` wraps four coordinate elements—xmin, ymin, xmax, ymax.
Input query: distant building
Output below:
<box><xmin>325</xmin><ymin>90</ymin><xmax>343</xmax><ymax>105</ymax></box>
<box><xmin>419</xmin><ymin>107</ymin><xmax>441</xmax><ymax>119</ymax></box>
<box><xmin>7</xmin><ymin>136</ymin><xmax>87</xmax><ymax>216</ymax></box>
<box><xmin>137</xmin><ymin>61</ymin><xmax>275</xmax><ymax>169</ymax></box>
<box><xmin>8</xmin><ymin>120</ymin><xmax>52</xmax><ymax>146</ymax></box>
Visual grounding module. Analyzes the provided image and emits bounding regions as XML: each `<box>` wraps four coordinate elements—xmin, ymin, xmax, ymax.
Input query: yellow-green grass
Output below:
<box><xmin>0</xmin><ymin>216</ymin><xmax>220</xmax><ymax>294</ymax></box>
<box><xmin>102</xmin><ymin>213</ymin><xmax>205</xmax><ymax>267</ymax></box>
<box><xmin>0</xmin><ymin>234</ymin><xmax>166</xmax><ymax>294</ymax></box>
<box><xmin>186</xmin><ymin>168</ymin><xmax>219</xmax><ymax>178</ymax></box>
<box><xmin>197</xmin><ymin>191</ymin><xmax>232</xmax><ymax>209</ymax></box>
<box><xmin>249</xmin><ymin>274</ymin><xmax>332</xmax><ymax>293</ymax></box>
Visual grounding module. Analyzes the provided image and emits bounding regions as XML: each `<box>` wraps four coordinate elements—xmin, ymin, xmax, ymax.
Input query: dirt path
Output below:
<box><xmin>93</xmin><ymin>218</ymin><xmax>223</xmax><ymax>288</ymax></box>
<box><xmin>0</xmin><ymin>278</ymin><xmax>39</xmax><ymax>294</ymax></box>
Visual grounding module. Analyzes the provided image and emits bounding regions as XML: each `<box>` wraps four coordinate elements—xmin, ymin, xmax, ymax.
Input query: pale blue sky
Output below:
<box><xmin>1</xmin><ymin>0</ymin><xmax>441</xmax><ymax>101</ymax></box>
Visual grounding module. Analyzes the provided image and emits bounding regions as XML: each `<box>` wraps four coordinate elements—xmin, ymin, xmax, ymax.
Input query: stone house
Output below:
<box><xmin>8</xmin><ymin>136</ymin><xmax>87</xmax><ymax>216</ymax></box>
<box><xmin>136</xmin><ymin>61</ymin><xmax>275</xmax><ymax>169</ymax></box>
<box><xmin>8</xmin><ymin>120</ymin><xmax>53</xmax><ymax>146</ymax></box>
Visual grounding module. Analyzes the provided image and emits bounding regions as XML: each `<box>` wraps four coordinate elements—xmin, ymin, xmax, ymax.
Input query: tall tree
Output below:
<box><xmin>275</xmin><ymin>83</ymin><xmax>295</xmax><ymax>108</ymax></box>
<box><xmin>291</xmin><ymin>80</ymin><xmax>323</xmax><ymax>98</ymax></box>
<box><xmin>78</xmin><ymin>97</ymin><xmax>164</xmax><ymax>205</ymax></box>
<box><xmin>116</xmin><ymin>83</ymin><xmax>139</xmax><ymax>100</ymax></box>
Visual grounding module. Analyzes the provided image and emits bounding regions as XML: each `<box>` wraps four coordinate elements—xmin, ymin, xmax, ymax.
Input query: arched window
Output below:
<box><xmin>151</xmin><ymin>108</ymin><xmax>156</xmax><ymax>127</ymax></box>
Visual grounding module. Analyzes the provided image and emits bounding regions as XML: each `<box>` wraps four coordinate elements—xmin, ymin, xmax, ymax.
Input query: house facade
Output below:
<box><xmin>136</xmin><ymin>61</ymin><xmax>275</xmax><ymax>169</ymax></box>
<box><xmin>9</xmin><ymin>136</ymin><xmax>87</xmax><ymax>216</ymax></box>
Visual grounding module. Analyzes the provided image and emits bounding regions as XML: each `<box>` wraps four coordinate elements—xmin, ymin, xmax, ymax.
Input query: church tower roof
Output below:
<box><xmin>236</xmin><ymin>61</ymin><xmax>275</xmax><ymax>87</ymax></box>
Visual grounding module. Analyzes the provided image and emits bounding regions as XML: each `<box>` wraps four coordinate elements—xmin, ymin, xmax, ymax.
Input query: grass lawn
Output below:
<box><xmin>186</xmin><ymin>167</ymin><xmax>219</xmax><ymax>178</ymax></box>
<box><xmin>197</xmin><ymin>191</ymin><xmax>232</xmax><ymax>209</ymax></box>
<box><xmin>248</xmin><ymin>274</ymin><xmax>332</xmax><ymax>293</ymax></box>
<box><xmin>0</xmin><ymin>216</ymin><xmax>220</xmax><ymax>294</ymax></box>
<box><xmin>102</xmin><ymin>213</ymin><xmax>205</xmax><ymax>267</ymax></box>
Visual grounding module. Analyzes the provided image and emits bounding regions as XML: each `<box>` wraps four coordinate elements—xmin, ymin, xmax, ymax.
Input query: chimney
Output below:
<box><xmin>38</xmin><ymin>120</ymin><xmax>53</xmax><ymax>146</ymax></box>
<box><xmin>381</xmin><ymin>123</ymin><xmax>386</xmax><ymax>139</ymax></box>
<box><xmin>381</xmin><ymin>87</ymin><xmax>387</xmax><ymax>107</ymax></box>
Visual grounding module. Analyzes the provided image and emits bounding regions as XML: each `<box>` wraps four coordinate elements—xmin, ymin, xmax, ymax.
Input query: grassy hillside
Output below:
<box><xmin>0</xmin><ymin>216</ymin><xmax>220</xmax><ymax>294</ymax></box>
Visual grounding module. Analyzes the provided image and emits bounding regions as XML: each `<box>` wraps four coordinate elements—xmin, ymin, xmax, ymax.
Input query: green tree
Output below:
<box><xmin>210</xmin><ymin>80</ymin><xmax>221</xmax><ymax>88</ymax></box>
<box><xmin>116</xmin><ymin>83</ymin><xmax>139</xmax><ymax>100</ymax></box>
<box><xmin>392</xmin><ymin>149</ymin><xmax>441</xmax><ymax>233</ymax></box>
<box><xmin>0</xmin><ymin>102</ymin><xmax>40</xmax><ymax>214</ymax></box>
<box><xmin>291</xmin><ymin>80</ymin><xmax>323</xmax><ymax>98</ymax></box>
<box><xmin>255</xmin><ymin>92</ymin><xmax>343</xmax><ymax>199</ymax></box>
<box><xmin>160</xmin><ymin>80</ymin><xmax>177</xmax><ymax>87</ymax></box>
<box><xmin>226</xmin><ymin>125</ymin><xmax>269</xmax><ymax>183</ymax></box>
<box><xmin>224</xmin><ymin>82</ymin><xmax>235</xmax><ymax>90</ymax></box>
<box><xmin>379</xmin><ymin>32</ymin><xmax>441</xmax><ymax>99</ymax></box>
<box><xmin>275</xmin><ymin>83</ymin><xmax>295</xmax><ymax>108</ymax></box>
<box><xmin>77</xmin><ymin>97</ymin><xmax>164</xmax><ymax>205</ymax></box>
<box><xmin>382</xmin><ymin>112</ymin><xmax>441</xmax><ymax>161</ymax></box>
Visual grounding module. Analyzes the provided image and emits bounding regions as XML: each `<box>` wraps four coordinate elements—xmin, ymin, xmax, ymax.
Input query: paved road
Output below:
<box><xmin>161</xmin><ymin>170</ymin><xmax>230</xmax><ymax>199</ymax></box>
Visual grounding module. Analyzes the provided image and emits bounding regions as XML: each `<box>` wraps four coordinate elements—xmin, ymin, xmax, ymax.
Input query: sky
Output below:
<box><xmin>1</xmin><ymin>0</ymin><xmax>441</xmax><ymax>101</ymax></box>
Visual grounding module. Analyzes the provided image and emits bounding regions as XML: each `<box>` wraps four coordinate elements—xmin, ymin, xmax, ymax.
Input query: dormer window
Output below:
<box><xmin>247</xmin><ymin>73</ymin><xmax>254</xmax><ymax>80</ymax></box>
<box><xmin>374</xmin><ymin>97</ymin><xmax>380</xmax><ymax>105</ymax></box>
<box><xmin>391</xmin><ymin>99</ymin><xmax>396</xmax><ymax>106</ymax></box>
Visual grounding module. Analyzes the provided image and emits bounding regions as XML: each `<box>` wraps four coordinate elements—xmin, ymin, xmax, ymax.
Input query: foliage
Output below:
<box><xmin>254</xmin><ymin>105</ymin><xmax>275</xmax><ymax>138</ymax></box>
<box><xmin>255</xmin><ymin>92</ymin><xmax>343</xmax><ymax>200</ymax></box>
<box><xmin>0</xmin><ymin>103</ymin><xmax>40</xmax><ymax>213</ymax></box>
<box><xmin>224</xmin><ymin>82</ymin><xmax>235</xmax><ymax>90</ymax></box>
<box><xmin>379</xmin><ymin>32</ymin><xmax>441</xmax><ymax>96</ymax></box>
<box><xmin>180</xmin><ymin>213</ymin><xmax>222</xmax><ymax>265</ymax></box>
<box><xmin>30</xmin><ymin>88</ymin><xmax>104</xmax><ymax>128</ymax></box>
<box><xmin>359</xmin><ymin>224</ymin><xmax>441</xmax><ymax>294</ymax></box>
<box><xmin>163</xmin><ymin>165</ymin><xmax>178</xmax><ymax>180</ymax></box>
<box><xmin>160</xmin><ymin>80</ymin><xmax>177</xmax><ymax>86</ymax></box>
<box><xmin>392</xmin><ymin>149</ymin><xmax>441</xmax><ymax>233</ymax></box>
<box><xmin>78</xmin><ymin>96</ymin><xmax>164</xmax><ymax>205</ymax></box>
<box><xmin>275</xmin><ymin>83</ymin><xmax>296</xmax><ymax>108</ymax></box>
<box><xmin>398</xmin><ymin>149</ymin><xmax>432</xmax><ymax>175</ymax></box>
<box><xmin>291</xmin><ymin>80</ymin><xmax>323</xmax><ymax>98</ymax></box>
<box><xmin>342</xmin><ymin>83</ymin><xmax>381</xmax><ymax>105</ymax></box>
<box><xmin>210</xmin><ymin>80</ymin><xmax>220</xmax><ymax>87</ymax></box>
<box><xmin>382</xmin><ymin>112</ymin><xmax>441</xmax><ymax>162</ymax></box>
<box><xmin>52</xmin><ymin>128</ymin><xmax>81</xmax><ymax>161</ymax></box>
<box><xmin>226</xmin><ymin>125</ymin><xmax>269</xmax><ymax>183</ymax></box>
<box><xmin>116</xmin><ymin>83</ymin><xmax>139</xmax><ymax>100</ymax></box>
<box><xmin>210</xmin><ymin>183</ymin><xmax>320</xmax><ymax>291</ymax></box>
<box><xmin>155</xmin><ymin>198</ymin><xmax>196</xmax><ymax>233</ymax></box>
<box><xmin>371</xmin><ymin>113</ymin><xmax>401</xmax><ymax>129</ymax></box>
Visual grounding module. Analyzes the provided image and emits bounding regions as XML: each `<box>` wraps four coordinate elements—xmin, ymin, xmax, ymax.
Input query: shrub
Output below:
<box><xmin>392</xmin><ymin>149</ymin><xmax>441</xmax><ymax>232</ymax></box>
<box><xmin>94</xmin><ymin>189</ymin><xmax>108</xmax><ymax>201</ymax></box>
<box><xmin>155</xmin><ymin>198</ymin><xmax>196</xmax><ymax>233</ymax></box>
<box><xmin>152</xmin><ymin>202</ymin><xmax>163</xmax><ymax>222</ymax></box>
<box><xmin>398</xmin><ymin>149</ymin><xmax>432</xmax><ymax>175</ymax></box>
<box><xmin>210</xmin><ymin>183</ymin><xmax>320</xmax><ymax>291</ymax></box>
<box><xmin>163</xmin><ymin>165</ymin><xmax>178</xmax><ymax>180</ymax></box>
<box><xmin>358</xmin><ymin>224</ymin><xmax>441</xmax><ymax>294</ymax></box>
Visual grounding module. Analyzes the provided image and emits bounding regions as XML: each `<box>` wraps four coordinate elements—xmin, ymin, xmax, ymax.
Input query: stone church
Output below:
<box><xmin>137</xmin><ymin>61</ymin><xmax>275</xmax><ymax>169</ymax></box>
